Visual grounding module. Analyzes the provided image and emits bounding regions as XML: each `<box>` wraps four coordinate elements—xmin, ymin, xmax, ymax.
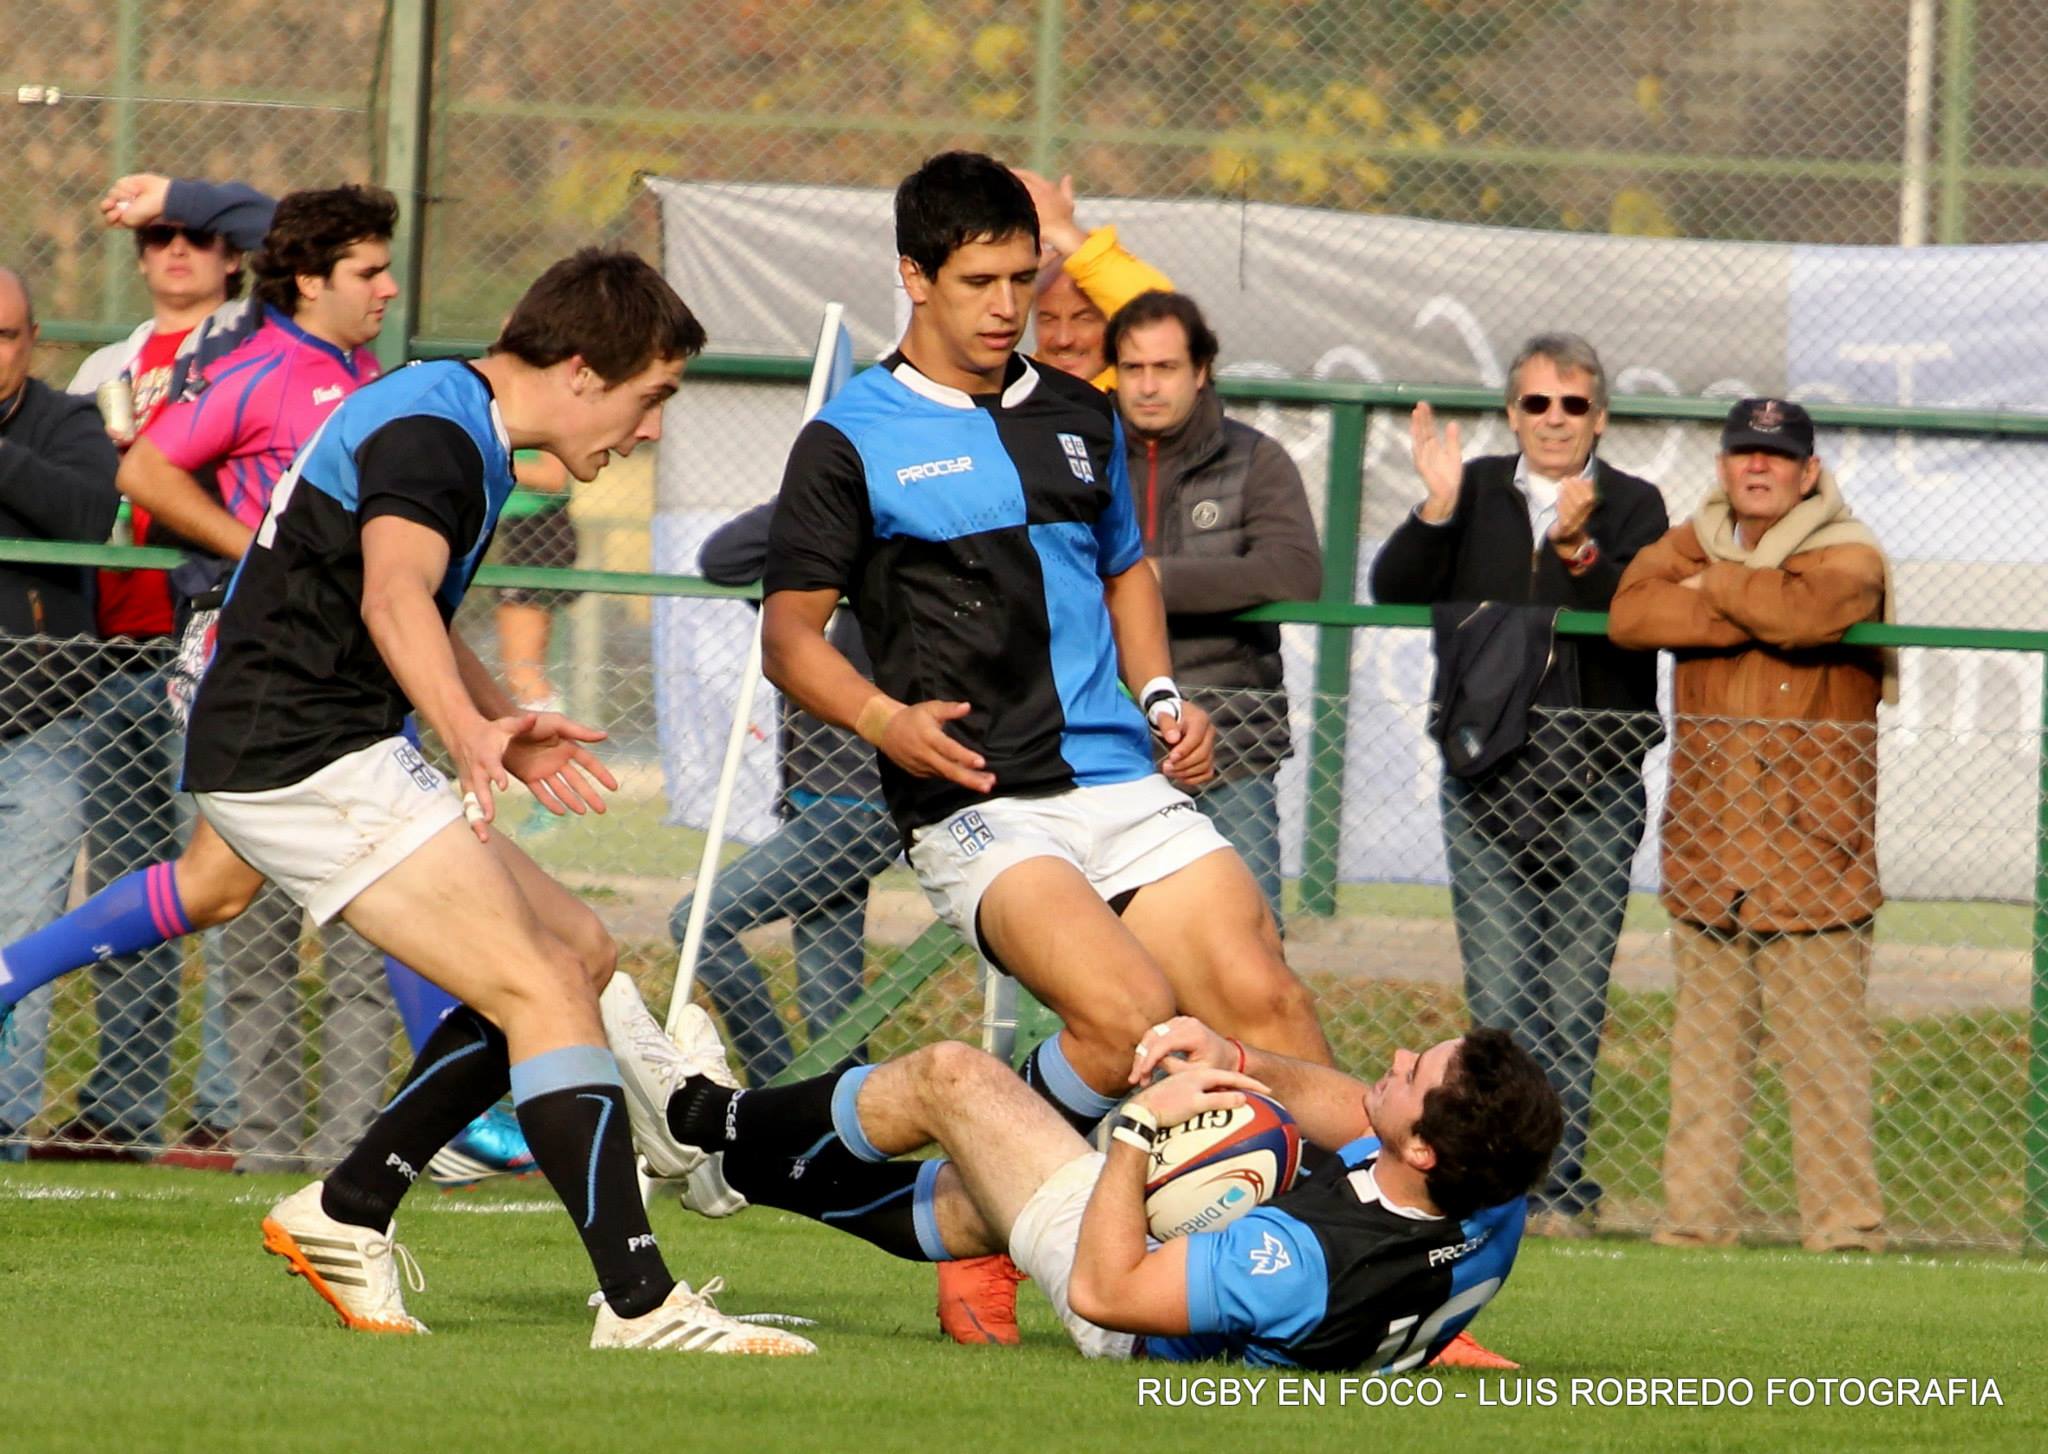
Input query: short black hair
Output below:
<box><xmin>1414</xmin><ymin>1029</ymin><xmax>1563</xmax><ymax>1221</ymax></box>
<box><xmin>492</xmin><ymin>248</ymin><xmax>706</xmax><ymax>384</ymax></box>
<box><xmin>250</xmin><ymin>184</ymin><xmax>398</xmax><ymax>315</ymax></box>
<box><xmin>1106</xmin><ymin>290</ymin><xmax>1219</xmax><ymax>375</ymax></box>
<box><xmin>895</xmin><ymin>151</ymin><xmax>1039</xmax><ymax>280</ymax></box>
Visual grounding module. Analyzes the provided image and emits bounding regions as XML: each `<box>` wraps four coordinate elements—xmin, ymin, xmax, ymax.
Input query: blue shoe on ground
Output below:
<box><xmin>426</xmin><ymin>1102</ymin><xmax>539</xmax><ymax>1188</ymax></box>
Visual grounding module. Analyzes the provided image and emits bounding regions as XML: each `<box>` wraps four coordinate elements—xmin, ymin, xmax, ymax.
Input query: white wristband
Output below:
<box><xmin>1138</xmin><ymin>675</ymin><xmax>1182</xmax><ymax>725</ymax></box>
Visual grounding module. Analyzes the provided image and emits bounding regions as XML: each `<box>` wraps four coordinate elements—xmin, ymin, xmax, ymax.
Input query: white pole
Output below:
<box><xmin>641</xmin><ymin>303</ymin><xmax>848</xmax><ymax>1205</ymax></box>
<box><xmin>1900</xmin><ymin>0</ymin><xmax>1936</xmax><ymax>247</ymax></box>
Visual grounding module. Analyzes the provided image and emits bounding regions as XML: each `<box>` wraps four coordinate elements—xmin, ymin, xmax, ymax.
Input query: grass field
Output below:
<box><xmin>2</xmin><ymin>1163</ymin><xmax>2042</xmax><ymax>1454</ymax></box>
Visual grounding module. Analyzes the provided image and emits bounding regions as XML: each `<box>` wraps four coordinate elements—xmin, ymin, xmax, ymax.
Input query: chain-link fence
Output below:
<box><xmin>2</xmin><ymin>623</ymin><xmax>2040</xmax><ymax>1253</ymax></box>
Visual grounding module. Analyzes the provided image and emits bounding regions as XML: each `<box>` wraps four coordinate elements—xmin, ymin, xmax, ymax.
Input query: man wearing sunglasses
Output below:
<box><xmin>1368</xmin><ymin>332</ymin><xmax>1667</xmax><ymax>1241</ymax></box>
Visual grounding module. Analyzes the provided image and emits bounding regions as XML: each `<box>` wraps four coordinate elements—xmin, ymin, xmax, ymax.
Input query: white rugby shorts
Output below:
<box><xmin>194</xmin><ymin>735</ymin><xmax>465</xmax><ymax>925</ymax></box>
<box><xmin>907</xmin><ymin>774</ymin><xmax>1229</xmax><ymax>953</ymax></box>
<box><xmin>1008</xmin><ymin>1150</ymin><xmax>1138</xmax><ymax>1360</ymax></box>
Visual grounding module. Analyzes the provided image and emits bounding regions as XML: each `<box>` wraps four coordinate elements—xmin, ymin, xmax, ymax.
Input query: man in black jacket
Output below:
<box><xmin>1108</xmin><ymin>291</ymin><xmax>1322</xmax><ymax>919</ymax></box>
<box><xmin>1368</xmin><ymin>332</ymin><xmax>1666</xmax><ymax>1236</ymax></box>
<box><xmin>0</xmin><ymin>266</ymin><xmax>122</xmax><ymax>1156</ymax></box>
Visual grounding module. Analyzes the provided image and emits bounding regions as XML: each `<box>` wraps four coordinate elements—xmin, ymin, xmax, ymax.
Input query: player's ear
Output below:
<box><xmin>565</xmin><ymin>357</ymin><xmax>597</xmax><ymax>395</ymax></box>
<box><xmin>1402</xmin><ymin>1135</ymin><xmax>1437</xmax><ymax>1176</ymax></box>
<box><xmin>898</xmin><ymin>255</ymin><xmax>929</xmax><ymax>306</ymax></box>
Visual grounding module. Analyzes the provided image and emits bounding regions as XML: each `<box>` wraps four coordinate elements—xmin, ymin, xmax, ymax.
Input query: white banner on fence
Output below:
<box><xmin>648</xmin><ymin>177</ymin><xmax>2044</xmax><ymax>900</ymax></box>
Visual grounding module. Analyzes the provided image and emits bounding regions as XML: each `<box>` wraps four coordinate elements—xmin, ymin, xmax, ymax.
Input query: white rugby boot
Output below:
<box><xmin>260</xmin><ymin>1181</ymin><xmax>429</xmax><ymax>1334</ymax></box>
<box><xmin>667</xmin><ymin>1001</ymin><xmax>749</xmax><ymax>1219</ymax></box>
<box><xmin>599</xmin><ymin>973</ymin><xmax>711</xmax><ymax>1180</ymax></box>
<box><xmin>591</xmin><ymin>1277</ymin><xmax>815</xmax><ymax>1355</ymax></box>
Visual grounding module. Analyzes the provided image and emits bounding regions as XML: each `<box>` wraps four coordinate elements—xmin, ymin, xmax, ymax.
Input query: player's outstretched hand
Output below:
<box><xmin>450</xmin><ymin>711</ymin><xmax>533</xmax><ymax>842</ymax></box>
<box><xmin>504</xmin><ymin>711</ymin><xmax>620</xmax><ymax>818</ymax></box>
<box><xmin>100</xmin><ymin>173</ymin><xmax>172</xmax><ymax>229</ymax></box>
<box><xmin>1130</xmin><ymin>1016</ymin><xmax>1234</xmax><ymax>1085</ymax></box>
<box><xmin>1132</xmin><ymin>1064</ymin><xmax>1273</xmax><ymax>1128</ymax></box>
<box><xmin>1156</xmin><ymin>698</ymin><xmax>1215</xmax><ymax>789</ymax></box>
<box><xmin>877</xmin><ymin>699</ymin><xmax>996</xmax><ymax>794</ymax></box>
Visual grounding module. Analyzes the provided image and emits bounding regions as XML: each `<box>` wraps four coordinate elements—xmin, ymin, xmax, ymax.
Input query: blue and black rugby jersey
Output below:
<box><xmin>1145</xmin><ymin>1136</ymin><xmax>1526</xmax><ymax>1371</ymax></box>
<box><xmin>183</xmin><ymin>360</ymin><xmax>516</xmax><ymax>793</ymax></box>
<box><xmin>765</xmin><ymin>350</ymin><xmax>1156</xmax><ymax>835</ymax></box>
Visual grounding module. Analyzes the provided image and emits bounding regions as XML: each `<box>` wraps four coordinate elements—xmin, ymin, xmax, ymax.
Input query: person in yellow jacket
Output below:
<box><xmin>1012</xmin><ymin>168</ymin><xmax>1171</xmax><ymax>389</ymax></box>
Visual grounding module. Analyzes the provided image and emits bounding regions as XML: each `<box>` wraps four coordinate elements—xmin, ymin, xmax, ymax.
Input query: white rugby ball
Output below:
<box><xmin>1141</xmin><ymin>1094</ymin><xmax>1302</xmax><ymax>1241</ymax></box>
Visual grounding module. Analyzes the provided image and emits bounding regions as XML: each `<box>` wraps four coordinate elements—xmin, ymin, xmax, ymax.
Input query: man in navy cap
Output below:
<box><xmin>1611</xmin><ymin>397</ymin><xmax>1894</xmax><ymax>1253</ymax></box>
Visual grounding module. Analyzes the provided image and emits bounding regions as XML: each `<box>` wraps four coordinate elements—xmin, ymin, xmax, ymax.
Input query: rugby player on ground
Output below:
<box><xmin>601</xmin><ymin>975</ymin><xmax>1562</xmax><ymax>1368</ymax></box>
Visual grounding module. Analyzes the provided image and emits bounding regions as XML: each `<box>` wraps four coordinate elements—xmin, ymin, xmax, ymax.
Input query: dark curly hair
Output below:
<box><xmin>249</xmin><ymin>184</ymin><xmax>398</xmax><ymax>316</ymax></box>
<box><xmin>1414</xmin><ymin>1028</ymin><xmax>1563</xmax><ymax>1221</ymax></box>
<box><xmin>491</xmin><ymin>248</ymin><xmax>706</xmax><ymax>385</ymax></box>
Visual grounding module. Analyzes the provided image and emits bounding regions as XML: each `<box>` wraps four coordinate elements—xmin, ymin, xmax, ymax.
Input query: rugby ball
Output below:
<box><xmin>1142</xmin><ymin>1094</ymin><xmax>1302</xmax><ymax>1240</ymax></box>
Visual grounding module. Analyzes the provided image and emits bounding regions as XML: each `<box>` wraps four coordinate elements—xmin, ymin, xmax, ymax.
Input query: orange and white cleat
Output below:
<box><xmin>937</xmin><ymin>1253</ymin><xmax>1028</xmax><ymax>1346</ymax></box>
<box><xmin>260</xmin><ymin>1181</ymin><xmax>429</xmax><ymax>1334</ymax></box>
<box><xmin>1429</xmin><ymin>1328</ymin><xmax>1518</xmax><ymax>1370</ymax></box>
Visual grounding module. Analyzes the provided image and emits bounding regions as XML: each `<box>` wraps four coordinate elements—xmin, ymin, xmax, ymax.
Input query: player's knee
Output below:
<box><xmin>1233</xmin><ymin>962</ymin><xmax>1322</xmax><ymax>1039</ymax></box>
<box><xmin>185</xmin><ymin>872</ymin><xmax>258</xmax><ymax>927</ymax></box>
<box><xmin>571</xmin><ymin>918</ymin><xmax>617</xmax><ymax>991</ymax></box>
<box><xmin>914</xmin><ymin>1039</ymin><xmax>1009</xmax><ymax>1102</ymax></box>
<box><xmin>1063</xmin><ymin>982</ymin><xmax>1174</xmax><ymax>1062</ymax></box>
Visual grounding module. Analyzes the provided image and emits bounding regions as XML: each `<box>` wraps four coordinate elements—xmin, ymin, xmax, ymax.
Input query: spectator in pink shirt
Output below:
<box><xmin>121</xmin><ymin>184</ymin><xmax>400</xmax><ymax>1172</ymax></box>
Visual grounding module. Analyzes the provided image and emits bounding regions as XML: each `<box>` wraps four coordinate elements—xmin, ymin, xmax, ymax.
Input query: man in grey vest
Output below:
<box><xmin>1105</xmin><ymin>291</ymin><xmax>1322</xmax><ymax>918</ymax></box>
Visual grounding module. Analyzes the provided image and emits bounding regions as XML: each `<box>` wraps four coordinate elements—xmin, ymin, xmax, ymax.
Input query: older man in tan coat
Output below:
<box><xmin>1610</xmin><ymin>397</ymin><xmax>1892</xmax><ymax>1253</ymax></box>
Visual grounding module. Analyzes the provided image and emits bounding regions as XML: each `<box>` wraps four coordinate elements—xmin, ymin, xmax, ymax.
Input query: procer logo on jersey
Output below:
<box><xmin>1058</xmin><ymin>432</ymin><xmax>1095</xmax><ymax>483</ymax></box>
<box><xmin>312</xmin><ymin>384</ymin><xmax>346</xmax><ymax>406</ymax></box>
<box><xmin>897</xmin><ymin>455</ymin><xmax>974</xmax><ymax>487</ymax></box>
<box><xmin>949</xmin><ymin>809</ymin><xmax>996</xmax><ymax>859</ymax></box>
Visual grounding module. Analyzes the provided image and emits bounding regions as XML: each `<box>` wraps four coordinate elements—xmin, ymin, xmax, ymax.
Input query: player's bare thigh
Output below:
<box><xmin>1119</xmin><ymin>846</ymin><xmax>1331</xmax><ymax>1064</ymax></box>
<box><xmin>485</xmin><ymin>826</ymin><xmax>616</xmax><ymax>991</ymax></box>
<box><xmin>855</xmin><ymin>1040</ymin><xmax>1093</xmax><ymax>1245</ymax></box>
<box><xmin>975</xmin><ymin>857</ymin><xmax>1174</xmax><ymax>1056</ymax></box>
<box><xmin>337</xmin><ymin>818</ymin><xmax>602</xmax><ymax>1056</ymax></box>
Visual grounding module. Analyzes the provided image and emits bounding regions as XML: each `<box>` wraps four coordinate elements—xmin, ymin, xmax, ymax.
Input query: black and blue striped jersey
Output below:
<box><xmin>183</xmin><ymin>360</ymin><xmax>516</xmax><ymax>793</ymax></box>
<box><xmin>765</xmin><ymin>351</ymin><xmax>1155</xmax><ymax>835</ymax></box>
<box><xmin>1146</xmin><ymin>1135</ymin><xmax>1527</xmax><ymax>1371</ymax></box>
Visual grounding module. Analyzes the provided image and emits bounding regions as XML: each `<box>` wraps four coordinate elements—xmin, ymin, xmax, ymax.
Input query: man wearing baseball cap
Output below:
<box><xmin>1609</xmin><ymin>397</ymin><xmax>1896</xmax><ymax>1252</ymax></box>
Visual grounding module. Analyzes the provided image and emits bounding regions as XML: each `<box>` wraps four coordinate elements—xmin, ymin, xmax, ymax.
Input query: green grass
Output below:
<box><xmin>1</xmin><ymin>1163</ymin><xmax>2042</xmax><ymax>1454</ymax></box>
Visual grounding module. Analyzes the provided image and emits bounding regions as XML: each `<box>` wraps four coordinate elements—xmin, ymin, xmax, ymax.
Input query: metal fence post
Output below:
<box><xmin>2029</xmin><ymin>663</ymin><xmax>2048</xmax><ymax>1254</ymax></box>
<box><xmin>377</xmin><ymin>0</ymin><xmax>435</xmax><ymax>370</ymax></box>
<box><xmin>1299</xmin><ymin>402</ymin><xmax>1366</xmax><ymax>917</ymax></box>
<box><xmin>95</xmin><ymin>0</ymin><xmax>142</xmax><ymax>326</ymax></box>
<box><xmin>1029</xmin><ymin>0</ymin><xmax>1067</xmax><ymax>175</ymax></box>
<box><xmin>1937</xmin><ymin>0</ymin><xmax>1977</xmax><ymax>244</ymax></box>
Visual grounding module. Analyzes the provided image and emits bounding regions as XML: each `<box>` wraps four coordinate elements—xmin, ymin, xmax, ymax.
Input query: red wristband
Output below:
<box><xmin>1226</xmin><ymin>1037</ymin><xmax>1247</xmax><ymax>1075</ymax></box>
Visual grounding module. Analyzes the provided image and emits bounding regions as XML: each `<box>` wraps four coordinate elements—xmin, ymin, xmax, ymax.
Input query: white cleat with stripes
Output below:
<box><xmin>260</xmin><ymin>1181</ymin><xmax>429</xmax><ymax>1334</ymax></box>
<box><xmin>599</xmin><ymin>973</ymin><xmax>710</xmax><ymax>1180</ymax></box>
<box><xmin>591</xmin><ymin>1277</ymin><xmax>816</xmax><ymax>1354</ymax></box>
